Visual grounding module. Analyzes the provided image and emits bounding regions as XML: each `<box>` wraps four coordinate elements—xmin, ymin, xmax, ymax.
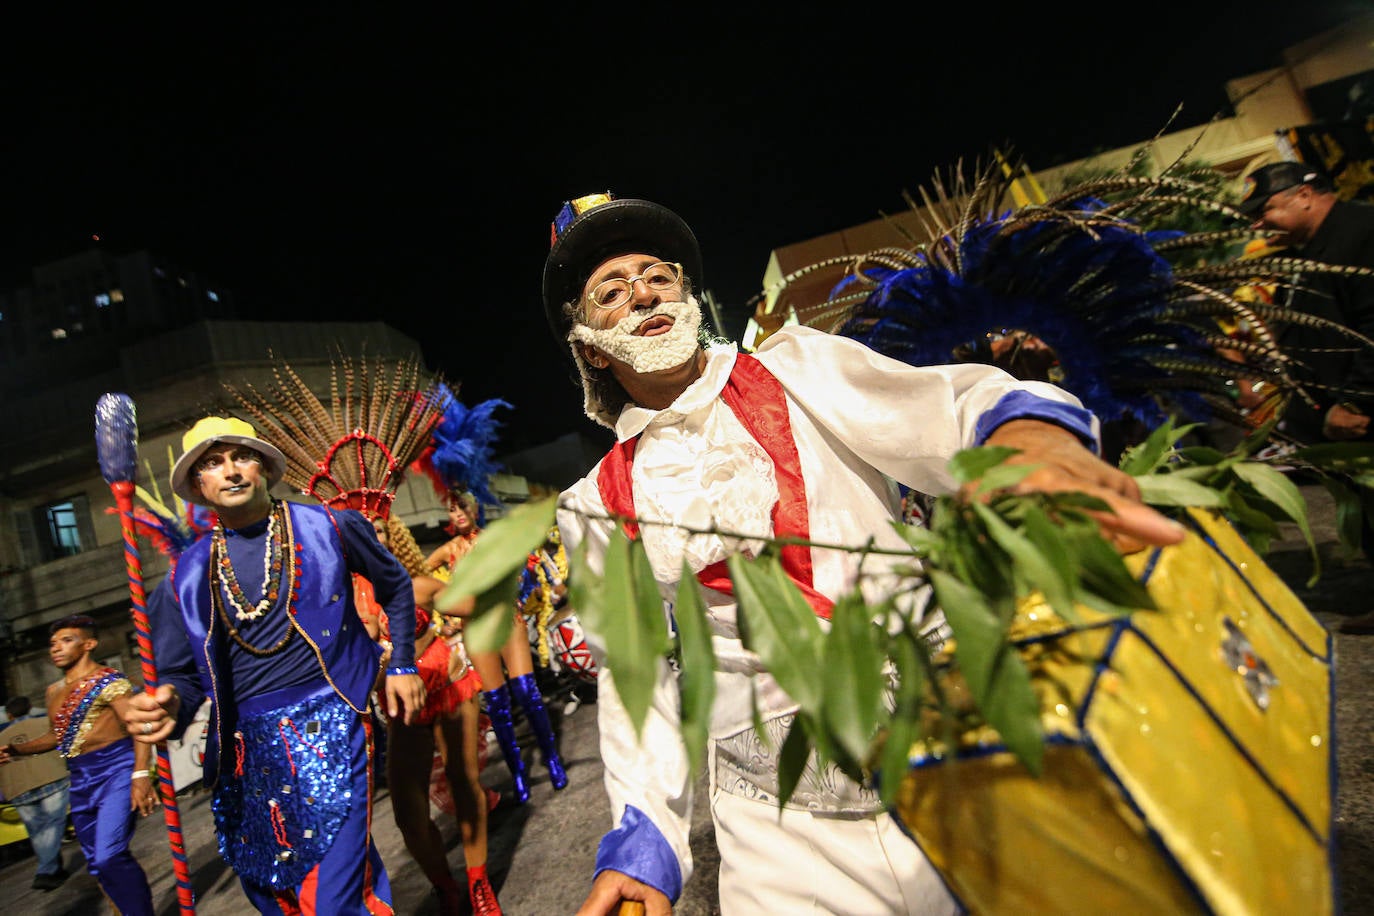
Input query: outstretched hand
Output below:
<box><xmin>974</xmin><ymin>419</ymin><xmax>1186</xmax><ymax>553</ymax></box>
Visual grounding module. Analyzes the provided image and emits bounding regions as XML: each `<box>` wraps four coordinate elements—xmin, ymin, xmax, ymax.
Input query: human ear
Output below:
<box><xmin>578</xmin><ymin>342</ymin><xmax>609</xmax><ymax>369</ymax></box>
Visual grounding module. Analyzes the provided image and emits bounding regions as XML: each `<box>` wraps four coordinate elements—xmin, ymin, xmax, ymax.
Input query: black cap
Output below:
<box><xmin>1239</xmin><ymin>162</ymin><xmax>1322</xmax><ymax>217</ymax></box>
<box><xmin>542</xmin><ymin>193</ymin><xmax>703</xmax><ymax>346</ymax></box>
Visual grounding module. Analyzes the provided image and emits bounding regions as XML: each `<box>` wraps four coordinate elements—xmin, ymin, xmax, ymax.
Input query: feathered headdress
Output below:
<box><xmin>411</xmin><ymin>385</ymin><xmax>512</xmax><ymax>511</ymax></box>
<box><xmin>223</xmin><ymin>349</ymin><xmax>448</xmax><ymax>520</ymax></box>
<box><xmin>758</xmin><ymin>141</ymin><xmax>1374</xmax><ymax>440</ymax></box>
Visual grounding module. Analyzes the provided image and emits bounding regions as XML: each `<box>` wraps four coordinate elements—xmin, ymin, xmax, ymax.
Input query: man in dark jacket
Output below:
<box><xmin>1240</xmin><ymin>161</ymin><xmax>1374</xmax><ymax>443</ymax></box>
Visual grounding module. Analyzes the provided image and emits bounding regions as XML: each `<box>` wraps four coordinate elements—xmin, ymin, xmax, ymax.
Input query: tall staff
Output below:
<box><xmin>94</xmin><ymin>393</ymin><xmax>197</xmax><ymax>915</ymax></box>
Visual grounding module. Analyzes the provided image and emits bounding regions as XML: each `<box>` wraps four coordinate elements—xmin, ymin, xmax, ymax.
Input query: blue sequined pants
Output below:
<box><xmin>223</xmin><ymin>683</ymin><xmax>392</xmax><ymax>915</ymax></box>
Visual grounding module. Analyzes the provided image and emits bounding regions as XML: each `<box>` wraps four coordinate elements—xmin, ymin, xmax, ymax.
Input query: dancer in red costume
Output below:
<box><xmin>367</xmin><ymin>515</ymin><xmax>500</xmax><ymax>916</ymax></box>
<box><xmin>414</xmin><ymin>390</ymin><xmax>568</xmax><ymax>804</ymax></box>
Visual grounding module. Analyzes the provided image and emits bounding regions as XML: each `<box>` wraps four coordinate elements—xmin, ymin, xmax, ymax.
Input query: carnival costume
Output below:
<box><xmin>377</xmin><ymin>605</ymin><xmax>481</xmax><ymax>727</ymax></box>
<box><xmin>415</xmin><ymin>389</ymin><xmax>569</xmax><ymax>803</ymax></box>
<box><xmin>149</xmin><ymin>416</ymin><xmax>419</xmax><ymax>915</ymax></box>
<box><xmin>223</xmin><ymin>354</ymin><xmax>504</xmax><ymax>915</ymax></box>
<box><xmin>55</xmin><ymin>666</ymin><xmax>155</xmax><ymax>916</ymax></box>
<box><xmin>517</xmin><ymin>528</ymin><xmax>568</xmax><ymax>670</ymax></box>
<box><xmin>560</xmin><ymin>328</ymin><xmax>1095</xmax><ymax>912</ymax></box>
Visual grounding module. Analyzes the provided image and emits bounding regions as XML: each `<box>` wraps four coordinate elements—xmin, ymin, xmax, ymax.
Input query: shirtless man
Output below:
<box><xmin>0</xmin><ymin>615</ymin><xmax>156</xmax><ymax>915</ymax></box>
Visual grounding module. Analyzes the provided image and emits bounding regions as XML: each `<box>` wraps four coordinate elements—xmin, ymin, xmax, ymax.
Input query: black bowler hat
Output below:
<box><xmin>541</xmin><ymin>192</ymin><xmax>703</xmax><ymax>346</ymax></box>
<box><xmin>1239</xmin><ymin>162</ymin><xmax>1323</xmax><ymax>217</ymax></box>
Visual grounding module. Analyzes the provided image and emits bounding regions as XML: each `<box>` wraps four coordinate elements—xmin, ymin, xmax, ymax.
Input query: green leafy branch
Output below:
<box><xmin>1121</xmin><ymin>416</ymin><xmax>1374</xmax><ymax>585</ymax></box>
<box><xmin>434</xmin><ymin>428</ymin><xmax>1373</xmax><ymax>810</ymax></box>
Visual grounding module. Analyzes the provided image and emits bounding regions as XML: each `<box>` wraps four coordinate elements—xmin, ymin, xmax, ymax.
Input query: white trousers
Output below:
<box><xmin>710</xmin><ymin>789</ymin><xmax>961</xmax><ymax>915</ymax></box>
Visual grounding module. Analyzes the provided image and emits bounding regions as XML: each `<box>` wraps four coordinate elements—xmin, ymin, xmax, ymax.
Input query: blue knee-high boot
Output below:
<box><xmin>483</xmin><ymin>684</ymin><xmax>530</xmax><ymax>804</ymax></box>
<box><xmin>509</xmin><ymin>673</ymin><xmax>568</xmax><ymax>790</ymax></box>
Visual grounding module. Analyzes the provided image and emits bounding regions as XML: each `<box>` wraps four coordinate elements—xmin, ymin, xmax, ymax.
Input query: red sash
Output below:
<box><xmin>596</xmin><ymin>353</ymin><xmax>833</xmax><ymax>619</ymax></box>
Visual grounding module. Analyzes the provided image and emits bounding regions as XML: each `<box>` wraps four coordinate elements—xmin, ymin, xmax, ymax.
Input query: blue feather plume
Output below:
<box><xmin>416</xmin><ymin>387</ymin><xmax>512</xmax><ymax>508</ymax></box>
<box><xmin>755</xmin><ymin>153</ymin><xmax>1353</xmax><ymax>445</ymax></box>
<box><xmin>834</xmin><ymin>203</ymin><xmax>1209</xmax><ymax>428</ymax></box>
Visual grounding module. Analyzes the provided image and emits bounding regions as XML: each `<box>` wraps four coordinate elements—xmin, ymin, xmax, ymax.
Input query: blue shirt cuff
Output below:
<box><xmin>973</xmin><ymin>390</ymin><xmax>1100</xmax><ymax>454</ymax></box>
<box><xmin>594</xmin><ymin>804</ymin><xmax>683</xmax><ymax>903</ymax></box>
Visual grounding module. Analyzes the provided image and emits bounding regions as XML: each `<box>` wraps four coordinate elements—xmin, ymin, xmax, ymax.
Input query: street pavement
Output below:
<box><xmin>1</xmin><ymin>482</ymin><xmax>1370</xmax><ymax>915</ymax></box>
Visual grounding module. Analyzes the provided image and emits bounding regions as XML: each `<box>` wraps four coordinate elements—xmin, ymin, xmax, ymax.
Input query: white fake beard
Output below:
<box><xmin>569</xmin><ymin>296</ymin><xmax>703</xmax><ymax>374</ymax></box>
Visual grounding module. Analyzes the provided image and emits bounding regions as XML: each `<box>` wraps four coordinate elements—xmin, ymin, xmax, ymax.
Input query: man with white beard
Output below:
<box><xmin>543</xmin><ymin>192</ymin><xmax>1184</xmax><ymax>916</ymax></box>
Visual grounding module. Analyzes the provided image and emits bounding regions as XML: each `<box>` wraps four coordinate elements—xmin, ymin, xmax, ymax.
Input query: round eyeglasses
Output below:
<box><xmin>585</xmin><ymin>262</ymin><xmax>683</xmax><ymax>310</ymax></box>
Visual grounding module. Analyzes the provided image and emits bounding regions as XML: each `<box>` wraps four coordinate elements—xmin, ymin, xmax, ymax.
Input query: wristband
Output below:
<box><xmin>131</xmin><ymin>769</ymin><xmax>150</xmax><ymax>780</ymax></box>
<box><xmin>386</xmin><ymin>665</ymin><xmax>419</xmax><ymax>677</ymax></box>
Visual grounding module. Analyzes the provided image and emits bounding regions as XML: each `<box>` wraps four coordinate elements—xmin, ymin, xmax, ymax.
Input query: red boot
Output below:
<box><xmin>468</xmin><ymin>863</ymin><xmax>503</xmax><ymax>916</ymax></box>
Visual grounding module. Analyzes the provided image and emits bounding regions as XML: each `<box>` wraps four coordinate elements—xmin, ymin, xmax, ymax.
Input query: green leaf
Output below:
<box><xmin>889</xmin><ymin>518</ymin><xmax>939</xmax><ymax>553</ymax></box>
<box><xmin>566</xmin><ymin>537</ymin><xmax>601</xmax><ymax>633</ymax></box>
<box><xmin>1118</xmin><ymin>417</ymin><xmax>1197</xmax><ymax>475</ymax></box>
<box><xmin>461</xmin><ymin>575</ymin><xmax>516</xmax><ymax>654</ymax></box>
<box><xmin>1232</xmin><ymin>461</ymin><xmax>1314</xmax><ymax>536</ymax></box>
<box><xmin>1065</xmin><ymin>523</ymin><xmax>1156</xmax><ymax>613</ymax></box>
<box><xmin>929</xmin><ymin>569</ymin><xmax>1043</xmax><ymax>775</ymax></box>
<box><xmin>435</xmin><ymin>496</ymin><xmax>556</xmax><ymax>610</ymax></box>
<box><xmin>777</xmin><ymin>717</ymin><xmax>812</xmax><ymax>809</ymax></box>
<box><xmin>820</xmin><ymin>592</ymin><xmax>887</xmax><ymax>764</ymax></box>
<box><xmin>594</xmin><ymin>528</ymin><xmax>670</xmax><ymax>739</ymax></box>
<box><xmin>673</xmin><ymin>560</ymin><xmax>715</xmax><ymax>772</ymax></box>
<box><xmin>877</xmin><ymin>630</ymin><xmax>927</xmax><ymax>808</ymax></box>
<box><xmin>729</xmin><ymin>553</ymin><xmax>824</xmax><ymax>712</ymax></box>
<box><xmin>972</xmin><ymin>461</ymin><xmax>1038</xmax><ymax>495</ymax></box>
<box><xmin>948</xmin><ymin>446</ymin><xmax>1019</xmax><ymax>485</ymax></box>
<box><xmin>927</xmin><ymin>570</ymin><xmax>1002</xmax><ymax>695</ymax></box>
<box><xmin>1134</xmin><ymin>474</ymin><xmax>1228</xmax><ymax>508</ymax></box>
<box><xmin>1239</xmin><ymin>414</ymin><xmax>1281</xmax><ymax>457</ymax></box>
<box><xmin>1319</xmin><ymin>475</ymin><xmax>1365</xmax><ymax>564</ymax></box>
<box><xmin>1231</xmin><ymin>461</ymin><xmax>1319</xmax><ymax>582</ymax></box>
<box><xmin>971</xmin><ymin>502</ymin><xmax>1075</xmax><ymax>617</ymax></box>
<box><xmin>1175</xmin><ymin>445</ymin><xmax>1230</xmax><ymax>467</ymax></box>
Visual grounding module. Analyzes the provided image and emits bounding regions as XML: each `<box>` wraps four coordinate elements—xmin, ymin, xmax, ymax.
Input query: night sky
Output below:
<box><xmin>5</xmin><ymin>3</ymin><xmax>1366</xmax><ymax>452</ymax></box>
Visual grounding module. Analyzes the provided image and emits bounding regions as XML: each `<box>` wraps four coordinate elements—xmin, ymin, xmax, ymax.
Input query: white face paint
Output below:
<box><xmin>569</xmin><ymin>295</ymin><xmax>703</xmax><ymax>374</ymax></box>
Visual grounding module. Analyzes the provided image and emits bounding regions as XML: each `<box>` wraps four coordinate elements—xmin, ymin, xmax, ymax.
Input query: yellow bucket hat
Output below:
<box><xmin>170</xmin><ymin>416</ymin><xmax>288</xmax><ymax>505</ymax></box>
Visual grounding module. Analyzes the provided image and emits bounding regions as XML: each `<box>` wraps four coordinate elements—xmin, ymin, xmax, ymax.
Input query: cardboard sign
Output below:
<box><xmin>0</xmin><ymin>717</ymin><xmax>68</xmax><ymax>800</ymax></box>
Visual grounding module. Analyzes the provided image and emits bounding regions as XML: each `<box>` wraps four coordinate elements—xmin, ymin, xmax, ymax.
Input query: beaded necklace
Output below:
<box><xmin>212</xmin><ymin>500</ymin><xmax>285</xmax><ymax>622</ymax></box>
<box><xmin>211</xmin><ymin>501</ymin><xmax>300</xmax><ymax>657</ymax></box>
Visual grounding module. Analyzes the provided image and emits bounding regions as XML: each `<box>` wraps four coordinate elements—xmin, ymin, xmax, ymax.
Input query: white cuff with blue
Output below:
<box><xmin>973</xmin><ymin>390</ymin><xmax>1100</xmax><ymax>453</ymax></box>
<box><xmin>594</xmin><ymin>805</ymin><xmax>683</xmax><ymax>902</ymax></box>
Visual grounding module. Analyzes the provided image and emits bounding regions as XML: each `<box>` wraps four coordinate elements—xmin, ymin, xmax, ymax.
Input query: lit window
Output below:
<box><xmin>51</xmin><ymin>328</ymin><xmax>67</xmax><ymax>339</ymax></box>
<box><xmin>177</xmin><ymin>277</ymin><xmax>187</xmax><ymax>288</ymax></box>
<box><xmin>207</xmin><ymin>290</ymin><xmax>219</xmax><ymax>302</ymax></box>
<box><xmin>110</xmin><ymin>289</ymin><xmax>124</xmax><ymax>303</ymax></box>
<box><xmin>95</xmin><ymin>292</ymin><xmax>111</xmax><ymax>307</ymax></box>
